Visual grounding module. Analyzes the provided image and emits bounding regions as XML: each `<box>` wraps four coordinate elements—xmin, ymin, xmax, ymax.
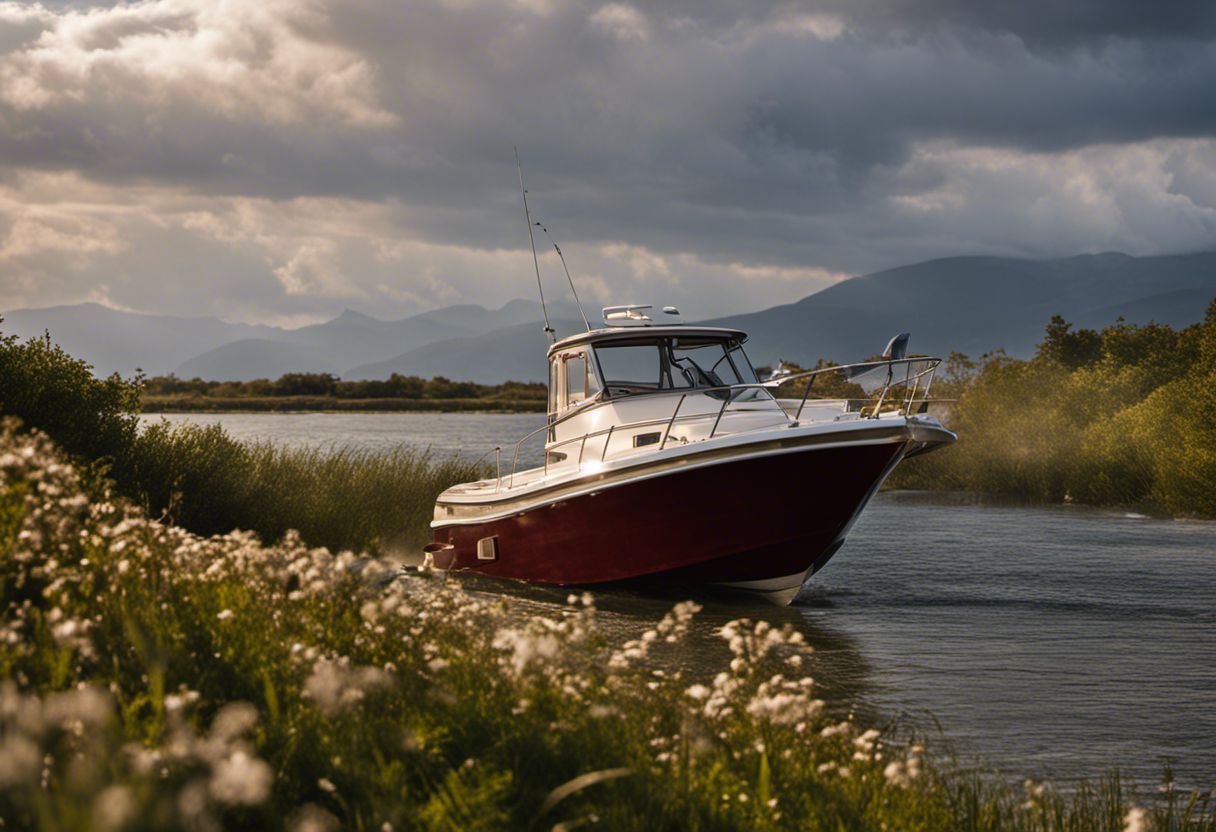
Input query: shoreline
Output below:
<box><xmin>141</xmin><ymin>396</ymin><xmax>547</xmax><ymax>414</ymax></box>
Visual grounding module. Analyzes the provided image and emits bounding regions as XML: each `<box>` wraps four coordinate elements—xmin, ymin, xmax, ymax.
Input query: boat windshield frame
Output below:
<box><xmin>586</xmin><ymin>333</ymin><xmax>760</xmax><ymax>401</ymax></box>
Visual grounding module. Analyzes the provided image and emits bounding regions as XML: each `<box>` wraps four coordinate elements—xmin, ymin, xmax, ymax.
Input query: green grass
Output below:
<box><xmin>0</xmin><ymin>327</ymin><xmax>484</xmax><ymax>555</ymax></box>
<box><xmin>123</xmin><ymin>420</ymin><xmax>483</xmax><ymax>553</ymax></box>
<box><xmin>1</xmin><ymin>420</ymin><xmax>1212</xmax><ymax>831</ymax></box>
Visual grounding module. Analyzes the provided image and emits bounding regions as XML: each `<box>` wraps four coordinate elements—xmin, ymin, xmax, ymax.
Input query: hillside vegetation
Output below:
<box><xmin>3</xmin><ymin>421</ymin><xmax>1213</xmax><ymax>830</ymax></box>
<box><xmin>142</xmin><ymin>373</ymin><xmax>547</xmax><ymax>413</ymax></box>
<box><xmin>0</xmin><ymin>330</ymin><xmax>482</xmax><ymax>554</ymax></box>
<box><xmin>888</xmin><ymin>300</ymin><xmax>1216</xmax><ymax>518</ymax></box>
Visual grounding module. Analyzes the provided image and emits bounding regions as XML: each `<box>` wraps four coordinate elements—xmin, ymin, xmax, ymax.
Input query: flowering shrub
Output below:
<box><xmin>0</xmin><ymin>420</ymin><xmax>1210</xmax><ymax>831</ymax></box>
<box><xmin>889</xmin><ymin>304</ymin><xmax>1216</xmax><ymax>517</ymax></box>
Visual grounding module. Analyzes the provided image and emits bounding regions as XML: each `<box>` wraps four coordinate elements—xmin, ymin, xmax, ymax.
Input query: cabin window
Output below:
<box><xmin>595</xmin><ymin>336</ymin><xmax>759</xmax><ymax>398</ymax></box>
<box><xmin>556</xmin><ymin>350</ymin><xmax>599</xmax><ymax>412</ymax></box>
<box><xmin>728</xmin><ymin>345</ymin><xmax>759</xmax><ymax>384</ymax></box>
<box><xmin>595</xmin><ymin>343</ymin><xmax>664</xmax><ymax>394</ymax></box>
<box><xmin>671</xmin><ymin>339</ymin><xmax>746</xmax><ymax>387</ymax></box>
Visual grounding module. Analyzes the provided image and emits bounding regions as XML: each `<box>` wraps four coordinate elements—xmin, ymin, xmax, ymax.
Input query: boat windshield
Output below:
<box><xmin>594</xmin><ymin>336</ymin><xmax>759</xmax><ymax>398</ymax></box>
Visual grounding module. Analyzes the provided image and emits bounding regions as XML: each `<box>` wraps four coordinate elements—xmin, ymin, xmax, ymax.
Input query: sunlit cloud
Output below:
<box><xmin>0</xmin><ymin>0</ymin><xmax>1213</xmax><ymax>324</ymax></box>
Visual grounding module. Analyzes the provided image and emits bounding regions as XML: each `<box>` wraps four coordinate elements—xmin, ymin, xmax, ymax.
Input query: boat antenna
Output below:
<box><xmin>531</xmin><ymin>219</ymin><xmax>591</xmax><ymax>333</ymax></box>
<box><xmin>515</xmin><ymin>146</ymin><xmax>555</xmax><ymax>342</ymax></box>
<box><xmin>553</xmin><ymin>242</ymin><xmax>592</xmax><ymax>332</ymax></box>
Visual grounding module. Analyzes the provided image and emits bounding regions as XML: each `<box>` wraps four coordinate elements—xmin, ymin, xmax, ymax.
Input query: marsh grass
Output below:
<box><xmin>0</xmin><ymin>325</ymin><xmax>483</xmax><ymax>554</ymax></box>
<box><xmin>123</xmin><ymin>420</ymin><xmax>483</xmax><ymax>553</ymax></box>
<box><xmin>0</xmin><ymin>421</ymin><xmax>1212</xmax><ymax>831</ymax></box>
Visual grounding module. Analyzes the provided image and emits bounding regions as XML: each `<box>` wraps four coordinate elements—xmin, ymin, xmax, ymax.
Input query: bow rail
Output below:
<box><xmin>492</xmin><ymin>356</ymin><xmax>941</xmax><ymax>491</ymax></box>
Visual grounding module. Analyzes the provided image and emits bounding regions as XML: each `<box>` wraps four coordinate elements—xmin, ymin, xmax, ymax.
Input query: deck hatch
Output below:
<box><xmin>477</xmin><ymin>536</ymin><xmax>499</xmax><ymax>561</ymax></box>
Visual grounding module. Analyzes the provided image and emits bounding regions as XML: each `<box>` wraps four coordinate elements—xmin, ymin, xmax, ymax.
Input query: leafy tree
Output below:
<box><xmin>1039</xmin><ymin>315</ymin><xmax>1102</xmax><ymax>369</ymax></box>
<box><xmin>0</xmin><ymin>327</ymin><xmax>141</xmax><ymax>463</ymax></box>
<box><xmin>273</xmin><ymin>373</ymin><xmax>338</xmax><ymax>396</ymax></box>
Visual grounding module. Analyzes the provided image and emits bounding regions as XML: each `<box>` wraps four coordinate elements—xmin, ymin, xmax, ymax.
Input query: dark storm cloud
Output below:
<box><xmin>1</xmin><ymin>0</ymin><xmax>1215</xmax><ymax>322</ymax></box>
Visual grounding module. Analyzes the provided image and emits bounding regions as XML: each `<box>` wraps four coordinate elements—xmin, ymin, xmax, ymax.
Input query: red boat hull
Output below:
<box><xmin>428</xmin><ymin>439</ymin><xmax>908</xmax><ymax>593</ymax></box>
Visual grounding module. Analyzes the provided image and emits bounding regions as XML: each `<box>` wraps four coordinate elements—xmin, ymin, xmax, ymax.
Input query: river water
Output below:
<box><xmin>142</xmin><ymin>412</ymin><xmax>1216</xmax><ymax>789</ymax></box>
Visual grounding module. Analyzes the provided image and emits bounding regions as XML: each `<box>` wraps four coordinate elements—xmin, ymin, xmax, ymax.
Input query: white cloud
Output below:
<box><xmin>885</xmin><ymin>139</ymin><xmax>1216</xmax><ymax>259</ymax></box>
<box><xmin>0</xmin><ymin>0</ymin><xmax>1213</xmax><ymax>326</ymax></box>
<box><xmin>0</xmin><ymin>0</ymin><xmax>395</xmax><ymax>126</ymax></box>
<box><xmin>589</xmin><ymin>3</ymin><xmax>650</xmax><ymax>40</ymax></box>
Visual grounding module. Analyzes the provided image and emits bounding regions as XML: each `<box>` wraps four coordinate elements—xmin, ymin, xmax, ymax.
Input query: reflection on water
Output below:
<box><xmin>144</xmin><ymin>412</ymin><xmax>1216</xmax><ymax>788</ymax></box>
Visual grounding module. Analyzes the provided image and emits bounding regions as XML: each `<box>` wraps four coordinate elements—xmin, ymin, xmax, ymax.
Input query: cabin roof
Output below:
<box><xmin>548</xmin><ymin>326</ymin><xmax>748</xmax><ymax>356</ymax></box>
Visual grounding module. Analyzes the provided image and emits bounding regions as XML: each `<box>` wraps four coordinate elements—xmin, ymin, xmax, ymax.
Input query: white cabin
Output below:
<box><xmin>542</xmin><ymin>324</ymin><xmax>790</xmax><ymax>469</ymax></box>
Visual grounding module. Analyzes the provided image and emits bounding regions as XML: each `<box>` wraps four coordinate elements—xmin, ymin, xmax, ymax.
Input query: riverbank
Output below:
<box><xmin>3</xmin><ymin>421</ymin><xmax>1210</xmax><ymax>830</ymax></box>
<box><xmin>141</xmin><ymin>394</ymin><xmax>546</xmax><ymax>413</ymax></box>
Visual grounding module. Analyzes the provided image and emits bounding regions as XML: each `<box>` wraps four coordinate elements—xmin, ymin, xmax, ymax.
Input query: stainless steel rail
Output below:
<box><xmin>496</xmin><ymin>357</ymin><xmax>940</xmax><ymax>491</ymax></box>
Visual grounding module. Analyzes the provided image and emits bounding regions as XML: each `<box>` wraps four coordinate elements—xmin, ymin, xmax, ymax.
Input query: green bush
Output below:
<box><xmin>122</xmin><ymin>421</ymin><xmax>480</xmax><ymax>552</ymax></box>
<box><xmin>0</xmin><ymin>325</ymin><xmax>481</xmax><ymax>553</ymax></box>
<box><xmin>3</xmin><ymin>423</ymin><xmax>1211</xmax><ymax>831</ymax></box>
<box><xmin>0</xmin><ymin>329</ymin><xmax>141</xmax><ymax>463</ymax></box>
<box><xmin>891</xmin><ymin>302</ymin><xmax>1216</xmax><ymax>517</ymax></box>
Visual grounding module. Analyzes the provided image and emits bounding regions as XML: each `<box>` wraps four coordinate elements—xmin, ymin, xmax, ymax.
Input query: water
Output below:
<box><xmin>140</xmin><ymin>411</ymin><xmax>548</xmax><ymax>466</ymax></box>
<box><xmin>143</xmin><ymin>412</ymin><xmax>1216</xmax><ymax>788</ymax></box>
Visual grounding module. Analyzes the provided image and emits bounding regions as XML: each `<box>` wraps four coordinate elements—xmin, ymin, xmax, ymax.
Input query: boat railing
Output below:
<box><xmin>497</xmin><ymin>356</ymin><xmax>941</xmax><ymax>491</ymax></box>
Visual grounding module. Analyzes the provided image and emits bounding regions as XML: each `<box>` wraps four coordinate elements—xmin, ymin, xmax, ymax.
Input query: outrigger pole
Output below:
<box><xmin>552</xmin><ymin>242</ymin><xmax>591</xmax><ymax>332</ymax></box>
<box><xmin>515</xmin><ymin>146</ymin><xmax>555</xmax><ymax>343</ymax></box>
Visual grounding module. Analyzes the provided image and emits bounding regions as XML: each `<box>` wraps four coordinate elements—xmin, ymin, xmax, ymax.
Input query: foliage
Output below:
<box><xmin>890</xmin><ymin>302</ymin><xmax>1216</xmax><ymax>517</ymax></box>
<box><xmin>144</xmin><ymin>373</ymin><xmax>547</xmax><ymax>402</ymax></box>
<box><xmin>0</xmin><ymin>329</ymin><xmax>142</xmax><ymax>464</ymax></box>
<box><xmin>2</xmin><ymin>422</ymin><xmax>1211</xmax><ymax>831</ymax></box>
<box><xmin>122</xmin><ymin>421</ymin><xmax>480</xmax><ymax>552</ymax></box>
<box><xmin>0</xmin><ymin>324</ymin><xmax>482</xmax><ymax>554</ymax></box>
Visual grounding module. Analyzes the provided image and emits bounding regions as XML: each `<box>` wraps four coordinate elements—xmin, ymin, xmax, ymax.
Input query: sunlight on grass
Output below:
<box><xmin>1</xmin><ymin>421</ymin><xmax>1212</xmax><ymax>830</ymax></box>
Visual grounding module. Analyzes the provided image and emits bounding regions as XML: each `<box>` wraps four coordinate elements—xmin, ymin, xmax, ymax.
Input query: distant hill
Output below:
<box><xmin>704</xmin><ymin>252</ymin><xmax>1216</xmax><ymax>367</ymax></box>
<box><xmin>0</xmin><ymin>303</ymin><xmax>281</xmax><ymax>377</ymax></box>
<box><xmin>7</xmin><ymin>252</ymin><xmax>1214</xmax><ymax>383</ymax></box>
<box><xmin>346</xmin><ymin>317</ymin><xmax>589</xmax><ymax>383</ymax></box>
<box><xmin>176</xmin><ymin>301</ymin><xmax>559</xmax><ymax>380</ymax></box>
<box><xmin>0</xmin><ymin>299</ymin><xmax>553</xmax><ymax>380</ymax></box>
<box><xmin>347</xmin><ymin>252</ymin><xmax>1216</xmax><ymax>382</ymax></box>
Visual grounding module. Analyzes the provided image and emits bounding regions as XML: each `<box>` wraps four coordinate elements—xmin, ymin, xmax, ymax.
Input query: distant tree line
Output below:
<box><xmin>143</xmin><ymin>372</ymin><xmax>547</xmax><ymax>401</ymax></box>
<box><xmin>888</xmin><ymin>302</ymin><xmax>1216</xmax><ymax>518</ymax></box>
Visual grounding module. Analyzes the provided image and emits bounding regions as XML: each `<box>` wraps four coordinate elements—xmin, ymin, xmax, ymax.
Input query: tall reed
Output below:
<box><xmin>1</xmin><ymin>422</ymin><xmax>1211</xmax><ymax>831</ymax></box>
<box><xmin>1</xmin><ymin>324</ymin><xmax>483</xmax><ymax>554</ymax></box>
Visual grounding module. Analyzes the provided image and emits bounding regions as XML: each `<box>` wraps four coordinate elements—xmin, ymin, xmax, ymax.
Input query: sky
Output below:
<box><xmin>1</xmin><ymin>0</ymin><xmax>1215</xmax><ymax>326</ymax></box>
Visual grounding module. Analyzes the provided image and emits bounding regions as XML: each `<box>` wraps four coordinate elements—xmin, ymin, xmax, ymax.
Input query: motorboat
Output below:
<box><xmin>426</xmin><ymin>303</ymin><xmax>955</xmax><ymax>604</ymax></box>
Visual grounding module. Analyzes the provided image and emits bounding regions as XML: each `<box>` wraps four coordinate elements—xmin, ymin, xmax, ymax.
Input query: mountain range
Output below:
<box><xmin>4</xmin><ymin>252</ymin><xmax>1214</xmax><ymax>383</ymax></box>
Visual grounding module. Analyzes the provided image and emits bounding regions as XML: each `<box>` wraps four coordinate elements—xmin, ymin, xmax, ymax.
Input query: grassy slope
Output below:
<box><xmin>2</xmin><ymin>422</ymin><xmax>1211</xmax><ymax>831</ymax></box>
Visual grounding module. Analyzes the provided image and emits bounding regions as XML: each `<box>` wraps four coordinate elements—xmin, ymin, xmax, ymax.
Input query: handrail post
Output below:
<box><xmin>709</xmin><ymin>389</ymin><xmax>733</xmax><ymax>438</ymax></box>
<box><xmin>577</xmin><ymin>434</ymin><xmax>588</xmax><ymax>465</ymax></box>
<box><xmin>872</xmin><ymin>363</ymin><xmax>894</xmax><ymax>419</ymax></box>
<box><xmin>660</xmin><ymin>394</ymin><xmax>686</xmax><ymax>450</ymax></box>
<box><xmin>600</xmin><ymin>425</ymin><xmax>615</xmax><ymax>462</ymax></box>
<box><xmin>795</xmin><ymin>374</ymin><xmax>817</xmax><ymax>421</ymax></box>
<box><xmin>495</xmin><ymin>446</ymin><xmax>502</xmax><ymax>493</ymax></box>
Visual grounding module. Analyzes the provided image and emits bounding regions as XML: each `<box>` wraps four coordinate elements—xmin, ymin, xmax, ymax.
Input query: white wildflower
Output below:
<box><xmin>209</xmin><ymin>751</ymin><xmax>273</xmax><ymax>805</ymax></box>
<box><xmin>92</xmin><ymin>786</ymin><xmax>136</xmax><ymax>831</ymax></box>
